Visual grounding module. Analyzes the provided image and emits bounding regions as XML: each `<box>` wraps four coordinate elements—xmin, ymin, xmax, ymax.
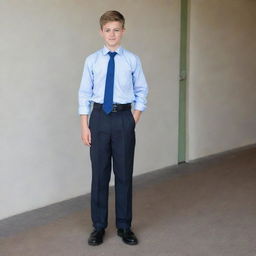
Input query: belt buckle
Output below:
<box><xmin>112</xmin><ymin>104</ymin><xmax>118</xmax><ymax>112</ymax></box>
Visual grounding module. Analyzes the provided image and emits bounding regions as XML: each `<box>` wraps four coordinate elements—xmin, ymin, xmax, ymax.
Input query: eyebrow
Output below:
<box><xmin>105</xmin><ymin>27</ymin><xmax>121</xmax><ymax>30</ymax></box>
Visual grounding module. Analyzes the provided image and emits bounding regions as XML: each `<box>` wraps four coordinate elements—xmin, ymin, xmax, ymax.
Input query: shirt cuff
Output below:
<box><xmin>78</xmin><ymin>106</ymin><xmax>91</xmax><ymax>115</ymax></box>
<box><xmin>133</xmin><ymin>102</ymin><xmax>147</xmax><ymax>112</ymax></box>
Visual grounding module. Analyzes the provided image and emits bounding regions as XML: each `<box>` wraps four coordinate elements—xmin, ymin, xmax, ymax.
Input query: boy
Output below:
<box><xmin>78</xmin><ymin>10</ymin><xmax>148</xmax><ymax>246</ymax></box>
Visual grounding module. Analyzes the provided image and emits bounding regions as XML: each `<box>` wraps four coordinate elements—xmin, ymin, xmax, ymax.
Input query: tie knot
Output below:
<box><xmin>108</xmin><ymin>51</ymin><xmax>117</xmax><ymax>58</ymax></box>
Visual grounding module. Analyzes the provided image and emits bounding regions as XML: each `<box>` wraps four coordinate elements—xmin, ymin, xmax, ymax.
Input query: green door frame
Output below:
<box><xmin>178</xmin><ymin>0</ymin><xmax>188</xmax><ymax>163</ymax></box>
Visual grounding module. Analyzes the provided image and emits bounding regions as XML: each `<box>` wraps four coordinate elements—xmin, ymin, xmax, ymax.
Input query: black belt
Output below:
<box><xmin>93</xmin><ymin>102</ymin><xmax>131</xmax><ymax>112</ymax></box>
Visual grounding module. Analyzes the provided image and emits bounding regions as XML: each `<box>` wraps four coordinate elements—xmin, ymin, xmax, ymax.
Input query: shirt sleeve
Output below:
<box><xmin>132</xmin><ymin>55</ymin><xmax>149</xmax><ymax>111</ymax></box>
<box><xmin>78</xmin><ymin>56</ymin><xmax>94</xmax><ymax>115</ymax></box>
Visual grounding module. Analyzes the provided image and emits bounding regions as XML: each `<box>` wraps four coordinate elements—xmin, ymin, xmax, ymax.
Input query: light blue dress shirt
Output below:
<box><xmin>78</xmin><ymin>45</ymin><xmax>148</xmax><ymax>115</ymax></box>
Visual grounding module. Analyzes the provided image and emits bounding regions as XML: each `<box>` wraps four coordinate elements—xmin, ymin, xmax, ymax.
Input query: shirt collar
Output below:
<box><xmin>103</xmin><ymin>45</ymin><xmax>123</xmax><ymax>56</ymax></box>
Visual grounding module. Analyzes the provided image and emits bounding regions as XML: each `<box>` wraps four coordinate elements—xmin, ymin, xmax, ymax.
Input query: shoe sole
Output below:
<box><xmin>117</xmin><ymin>233</ymin><xmax>138</xmax><ymax>245</ymax></box>
<box><xmin>88</xmin><ymin>240</ymin><xmax>103</xmax><ymax>246</ymax></box>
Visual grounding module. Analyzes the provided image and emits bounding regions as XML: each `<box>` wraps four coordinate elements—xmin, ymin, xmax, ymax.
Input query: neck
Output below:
<box><xmin>105</xmin><ymin>44</ymin><xmax>120</xmax><ymax>52</ymax></box>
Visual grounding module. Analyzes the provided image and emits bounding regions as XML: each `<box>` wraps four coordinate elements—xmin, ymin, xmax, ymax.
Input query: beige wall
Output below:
<box><xmin>187</xmin><ymin>0</ymin><xmax>256</xmax><ymax>160</ymax></box>
<box><xmin>0</xmin><ymin>0</ymin><xmax>180</xmax><ymax>220</ymax></box>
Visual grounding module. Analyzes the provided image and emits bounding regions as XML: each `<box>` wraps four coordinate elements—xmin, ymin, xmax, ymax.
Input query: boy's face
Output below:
<box><xmin>100</xmin><ymin>21</ymin><xmax>125</xmax><ymax>49</ymax></box>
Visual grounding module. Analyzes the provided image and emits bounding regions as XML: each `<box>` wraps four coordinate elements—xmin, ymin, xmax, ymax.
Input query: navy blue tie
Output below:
<box><xmin>103</xmin><ymin>51</ymin><xmax>117</xmax><ymax>114</ymax></box>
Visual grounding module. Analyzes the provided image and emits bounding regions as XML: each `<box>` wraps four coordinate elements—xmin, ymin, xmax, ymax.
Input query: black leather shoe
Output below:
<box><xmin>117</xmin><ymin>228</ymin><xmax>138</xmax><ymax>245</ymax></box>
<box><xmin>88</xmin><ymin>229</ymin><xmax>105</xmax><ymax>246</ymax></box>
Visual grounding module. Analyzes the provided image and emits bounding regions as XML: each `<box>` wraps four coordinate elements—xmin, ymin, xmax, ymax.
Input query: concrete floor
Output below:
<box><xmin>0</xmin><ymin>146</ymin><xmax>256</xmax><ymax>256</ymax></box>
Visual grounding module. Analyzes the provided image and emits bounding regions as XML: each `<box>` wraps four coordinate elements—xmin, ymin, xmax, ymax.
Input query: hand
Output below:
<box><xmin>133</xmin><ymin>110</ymin><xmax>142</xmax><ymax>124</ymax></box>
<box><xmin>81</xmin><ymin>126</ymin><xmax>91</xmax><ymax>146</ymax></box>
<box><xmin>133</xmin><ymin>114</ymin><xmax>139</xmax><ymax>124</ymax></box>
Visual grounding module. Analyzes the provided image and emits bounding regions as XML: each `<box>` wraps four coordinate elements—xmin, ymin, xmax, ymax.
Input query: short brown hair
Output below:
<box><xmin>99</xmin><ymin>10</ymin><xmax>125</xmax><ymax>30</ymax></box>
